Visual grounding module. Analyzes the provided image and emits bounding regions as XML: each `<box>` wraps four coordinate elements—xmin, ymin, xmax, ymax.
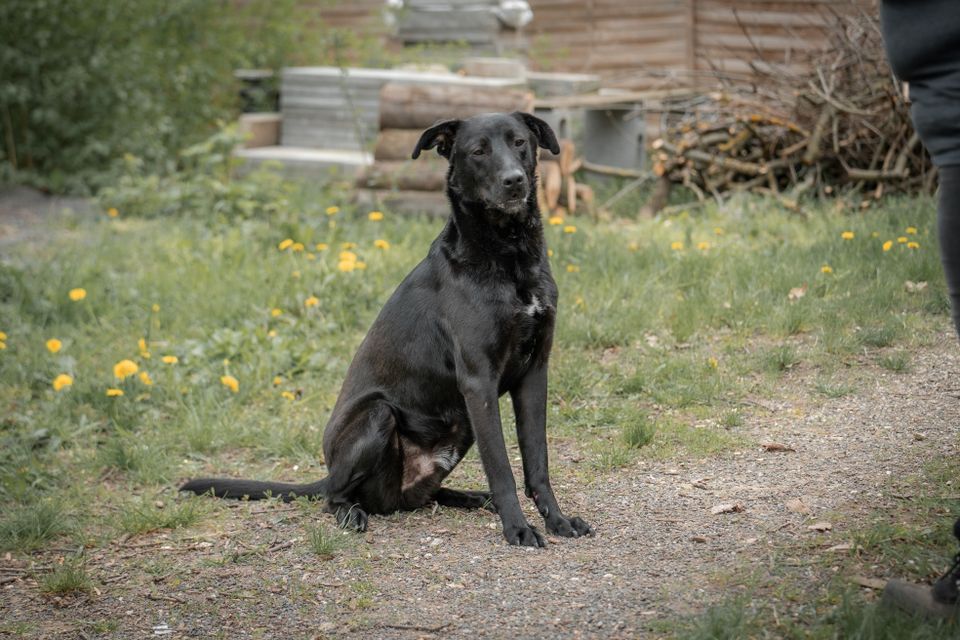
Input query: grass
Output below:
<box><xmin>0</xmin><ymin>500</ymin><xmax>72</xmax><ymax>552</ymax></box>
<box><xmin>116</xmin><ymin>496</ymin><xmax>207</xmax><ymax>536</ymax></box>
<box><xmin>307</xmin><ymin>523</ymin><xmax>344</xmax><ymax>558</ymax></box>
<box><xmin>879</xmin><ymin>350</ymin><xmax>912</xmax><ymax>373</ymax></box>
<box><xmin>0</xmin><ymin>162</ymin><xmax>950</xmax><ymax>635</ymax></box>
<box><xmin>39</xmin><ymin>558</ymin><xmax>92</xmax><ymax>596</ymax></box>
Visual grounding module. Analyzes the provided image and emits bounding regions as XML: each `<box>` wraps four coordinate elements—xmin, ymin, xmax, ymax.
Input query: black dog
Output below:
<box><xmin>181</xmin><ymin>112</ymin><xmax>592</xmax><ymax>547</ymax></box>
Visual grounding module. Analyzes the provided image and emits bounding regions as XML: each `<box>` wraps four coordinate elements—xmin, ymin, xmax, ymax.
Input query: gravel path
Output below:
<box><xmin>3</xmin><ymin>332</ymin><xmax>959</xmax><ymax>638</ymax></box>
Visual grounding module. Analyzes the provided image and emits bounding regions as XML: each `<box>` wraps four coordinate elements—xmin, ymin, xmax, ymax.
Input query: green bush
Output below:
<box><xmin>0</xmin><ymin>0</ymin><xmax>328</xmax><ymax>194</ymax></box>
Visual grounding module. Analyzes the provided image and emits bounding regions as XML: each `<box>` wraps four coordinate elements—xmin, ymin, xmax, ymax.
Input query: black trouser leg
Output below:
<box><xmin>937</xmin><ymin>166</ymin><xmax>960</xmax><ymax>339</ymax></box>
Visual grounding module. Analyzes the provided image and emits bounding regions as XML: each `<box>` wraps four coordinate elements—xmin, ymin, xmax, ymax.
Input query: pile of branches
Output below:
<box><xmin>651</xmin><ymin>10</ymin><xmax>935</xmax><ymax>211</ymax></box>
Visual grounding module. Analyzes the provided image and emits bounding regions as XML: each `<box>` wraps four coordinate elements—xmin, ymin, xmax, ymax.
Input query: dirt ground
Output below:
<box><xmin>2</xmin><ymin>188</ymin><xmax>959</xmax><ymax>638</ymax></box>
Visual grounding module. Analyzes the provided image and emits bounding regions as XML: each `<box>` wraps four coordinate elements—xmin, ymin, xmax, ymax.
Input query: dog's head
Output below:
<box><xmin>412</xmin><ymin>112</ymin><xmax>559</xmax><ymax>217</ymax></box>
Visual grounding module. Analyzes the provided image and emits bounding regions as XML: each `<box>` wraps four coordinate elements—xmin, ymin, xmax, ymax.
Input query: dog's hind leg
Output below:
<box><xmin>322</xmin><ymin>401</ymin><xmax>402</xmax><ymax>532</ymax></box>
<box><xmin>433</xmin><ymin>487</ymin><xmax>496</xmax><ymax>512</ymax></box>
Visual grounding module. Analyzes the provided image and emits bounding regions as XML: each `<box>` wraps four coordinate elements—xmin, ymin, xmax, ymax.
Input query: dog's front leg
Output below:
<box><xmin>460</xmin><ymin>375</ymin><xmax>546</xmax><ymax>547</ymax></box>
<box><xmin>511</xmin><ymin>364</ymin><xmax>593</xmax><ymax>538</ymax></box>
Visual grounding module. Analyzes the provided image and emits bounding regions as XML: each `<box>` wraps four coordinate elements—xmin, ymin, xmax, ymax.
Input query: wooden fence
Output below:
<box><xmin>262</xmin><ymin>0</ymin><xmax>876</xmax><ymax>89</ymax></box>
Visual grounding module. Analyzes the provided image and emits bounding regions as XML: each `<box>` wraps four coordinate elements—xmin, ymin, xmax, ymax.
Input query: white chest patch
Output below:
<box><xmin>434</xmin><ymin>447</ymin><xmax>460</xmax><ymax>471</ymax></box>
<box><xmin>523</xmin><ymin>295</ymin><xmax>543</xmax><ymax>317</ymax></box>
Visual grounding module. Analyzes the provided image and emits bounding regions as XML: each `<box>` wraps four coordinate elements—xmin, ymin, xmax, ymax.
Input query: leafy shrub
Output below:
<box><xmin>0</xmin><ymin>0</ymin><xmax>329</xmax><ymax>193</ymax></box>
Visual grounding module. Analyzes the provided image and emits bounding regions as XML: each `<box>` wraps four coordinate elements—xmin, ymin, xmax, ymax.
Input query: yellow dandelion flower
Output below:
<box><xmin>292</xmin><ymin>242</ymin><xmax>305</xmax><ymax>252</ymax></box>
<box><xmin>281</xmin><ymin>391</ymin><xmax>296</xmax><ymax>401</ymax></box>
<box><xmin>69</xmin><ymin>288</ymin><xmax>87</xmax><ymax>301</ymax></box>
<box><xmin>220</xmin><ymin>375</ymin><xmax>239</xmax><ymax>393</ymax></box>
<box><xmin>341</xmin><ymin>242</ymin><xmax>357</xmax><ymax>250</ymax></box>
<box><xmin>627</xmin><ymin>241</ymin><xmax>639</xmax><ymax>251</ymax></box>
<box><xmin>708</xmin><ymin>357</ymin><xmax>719</xmax><ymax>369</ymax></box>
<box><xmin>267</xmin><ymin>329</ymin><xmax>277</xmax><ymax>338</ymax></box>
<box><xmin>547</xmin><ymin>249</ymin><xmax>554</xmax><ymax>257</ymax></box>
<box><xmin>152</xmin><ymin>303</ymin><xmax>160</xmax><ymax>313</ymax></box>
<box><xmin>138</xmin><ymin>338</ymin><xmax>148</xmax><ymax>353</ymax></box>
<box><xmin>566</xmin><ymin>264</ymin><xmax>580</xmax><ymax>273</ymax></box>
<box><xmin>315</xmin><ymin>243</ymin><xmax>329</xmax><ymax>251</ymax></box>
<box><xmin>161</xmin><ymin>355</ymin><xmax>178</xmax><ymax>364</ymax></box>
<box><xmin>821</xmin><ymin>265</ymin><xmax>833</xmax><ymax>274</ymax></box>
<box><xmin>113</xmin><ymin>359</ymin><xmax>139</xmax><ymax>380</ymax></box>
<box><xmin>374</xmin><ymin>239</ymin><xmax>390</xmax><ymax>250</ymax></box>
<box><xmin>714</xmin><ymin>227</ymin><xmax>725</xmax><ymax>236</ymax></box>
<box><xmin>46</xmin><ymin>338</ymin><xmax>62</xmax><ymax>354</ymax></box>
<box><xmin>338</xmin><ymin>260</ymin><xmax>355</xmax><ymax>273</ymax></box>
<box><xmin>278</xmin><ymin>238</ymin><xmax>294</xmax><ymax>251</ymax></box>
<box><xmin>898</xmin><ymin>236</ymin><xmax>908</xmax><ymax>244</ymax></box>
<box><xmin>139</xmin><ymin>371</ymin><xmax>153</xmax><ymax>386</ymax></box>
<box><xmin>368</xmin><ymin>211</ymin><xmax>384</xmax><ymax>221</ymax></box>
<box><xmin>882</xmin><ymin>240</ymin><xmax>893</xmax><ymax>252</ymax></box>
<box><xmin>339</xmin><ymin>250</ymin><xmax>357</xmax><ymax>262</ymax></box>
<box><xmin>106</xmin><ymin>388</ymin><xmax>124</xmax><ymax>397</ymax></box>
<box><xmin>670</xmin><ymin>241</ymin><xmax>684</xmax><ymax>251</ymax></box>
<box><xmin>0</xmin><ymin>342</ymin><xmax>6</xmax><ymax>350</ymax></box>
<box><xmin>107</xmin><ymin>207</ymin><xmax>119</xmax><ymax>218</ymax></box>
<box><xmin>292</xmin><ymin>270</ymin><xmax>301</xmax><ymax>279</ymax></box>
<box><xmin>52</xmin><ymin>374</ymin><xmax>73</xmax><ymax>391</ymax></box>
<box><xmin>326</xmin><ymin>206</ymin><xmax>340</xmax><ymax>215</ymax></box>
<box><xmin>841</xmin><ymin>231</ymin><xmax>855</xmax><ymax>240</ymax></box>
<box><xmin>355</xmin><ymin>261</ymin><xmax>367</xmax><ymax>270</ymax></box>
<box><xmin>563</xmin><ymin>225</ymin><xmax>577</xmax><ymax>234</ymax></box>
<box><xmin>574</xmin><ymin>296</ymin><xmax>585</xmax><ymax>308</ymax></box>
<box><xmin>0</xmin><ymin>331</ymin><xmax>6</xmax><ymax>341</ymax></box>
<box><xmin>305</xmin><ymin>296</ymin><xmax>320</xmax><ymax>308</ymax></box>
<box><xmin>548</xmin><ymin>216</ymin><xmax>564</xmax><ymax>226</ymax></box>
<box><xmin>273</xmin><ymin>376</ymin><xmax>283</xmax><ymax>386</ymax></box>
<box><xmin>906</xmin><ymin>226</ymin><xmax>918</xmax><ymax>235</ymax></box>
<box><xmin>271</xmin><ymin>308</ymin><xmax>283</xmax><ymax>318</ymax></box>
<box><xmin>697</xmin><ymin>241</ymin><xmax>710</xmax><ymax>251</ymax></box>
<box><xmin>907</xmin><ymin>241</ymin><xmax>920</xmax><ymax>249</ymax></box>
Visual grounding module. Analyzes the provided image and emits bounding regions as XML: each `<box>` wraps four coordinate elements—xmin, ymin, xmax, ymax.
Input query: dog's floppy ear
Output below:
<box><xmin>412</xmin><ymin>119</ymin><xmax>461</xmax><ymax>159</ymax></box>
<box><xmin>512</xmin><ymin>112</ymin><xmax>560</xmax><ymax>155</ymax></box>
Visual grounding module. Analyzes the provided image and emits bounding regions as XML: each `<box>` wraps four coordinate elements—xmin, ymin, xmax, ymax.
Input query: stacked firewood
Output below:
<box><xmin>650</xmin><ymin>11</ymin><xmax>934</xmax><ymax>211</ymax></box>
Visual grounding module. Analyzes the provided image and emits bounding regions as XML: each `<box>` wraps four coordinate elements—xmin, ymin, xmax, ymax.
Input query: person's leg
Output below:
<box><xmin>937</xmin><ymin>165</ymin><xmax>960</xmax><ymax>339</ymax></box>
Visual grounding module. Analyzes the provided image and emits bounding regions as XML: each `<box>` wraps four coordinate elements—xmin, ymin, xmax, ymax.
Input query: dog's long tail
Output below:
<box><xmin>179</xmin><ymin>477</ymin><xmax>329</xmax><ymax>502</ymax></box>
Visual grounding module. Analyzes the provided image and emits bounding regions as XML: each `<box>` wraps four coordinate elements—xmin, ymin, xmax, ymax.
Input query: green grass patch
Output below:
<box><xmin>307</xmin><ymin>523</ymin><xmax>345</xmax><ymax>559</ymax></box>
<box><xmin>116</xmin><ymin>496</ymin><xmax>208</xmax><ymax>536</ymax></box>
<box><xmin>878</xmin><ymin>350</ymin><xmax>912</xmax><ymax>373</ymax></box>
<box><xmin>39</xmin><ymin>558</ymin><xmax>92</xmax><ymax>596</ymax></box>
<box><xmin>0</xmin><ymin>500</ymin><xmax>72</xmax><ymax>552</ymax></box>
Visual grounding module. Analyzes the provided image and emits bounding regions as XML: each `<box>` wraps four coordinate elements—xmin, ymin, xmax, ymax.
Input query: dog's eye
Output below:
<box><xmin>514</xmin><ymin>138</ymin><xmax>526</xmax><ymax>147</ymax></box>
<box><xmin>472</xmin><ymin>148</ymin><xmax>485</xmax><ymax>156</ymax></box>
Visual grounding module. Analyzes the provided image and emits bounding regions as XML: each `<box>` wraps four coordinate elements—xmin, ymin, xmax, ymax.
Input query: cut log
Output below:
<box><xmin>559</xmin><ymin>139</ymin><xmax>576</xmax><ymax>177</ymax></box>
<box><xmin>374</xmin><ymin>129</ymin><xmax>426</xmax><ymax>161</ymax></box>
<box><xmin>640</xmin><ymin>176</ymin><xmax>672</xmax><ymax>218</ymax></box>
<box><xmin>541</xmin><ymin>161</ymin><xmax>562</xmax><ymax>211</ymax></box>
<box><xmin>575</xmin><ymin>183</ymin><xmax>595</xmax><ymax>211</ymax></box>
<box><xmin>564</xmin><ymin>174</ymin><xmax>577</xmax><ymax>215</ymax></box>
<box><xmin>355</xmin><ymin>160</ymin><xmax>447</xmax><ymax>192</ymax></box>
<box><xmin>379</xmin><ymin>83</ymin><xmax>534</xmax><ymax>130</ymax></box>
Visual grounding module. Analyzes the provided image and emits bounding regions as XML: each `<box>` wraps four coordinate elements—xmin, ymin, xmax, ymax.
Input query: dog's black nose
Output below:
<box><xmin>501</xmin><ymin>169</ymin><xmax>525</xmax><ymax>188</ymax></box>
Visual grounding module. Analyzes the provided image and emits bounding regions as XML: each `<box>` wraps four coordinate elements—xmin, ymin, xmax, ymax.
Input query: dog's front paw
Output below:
<box><xmin>503</xmin><ymin>523</ymin><xmax>546</xmax><ymax>547</ymax></box>
<box><xmin>546</xmin><ymin>515</ymin><xmax>594</xmax><ymax>538</ymax></box>
<box><xmin>334</xmin><ymin>504</ymin><xmax>369</xmax><ymax>532</ymax></box>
